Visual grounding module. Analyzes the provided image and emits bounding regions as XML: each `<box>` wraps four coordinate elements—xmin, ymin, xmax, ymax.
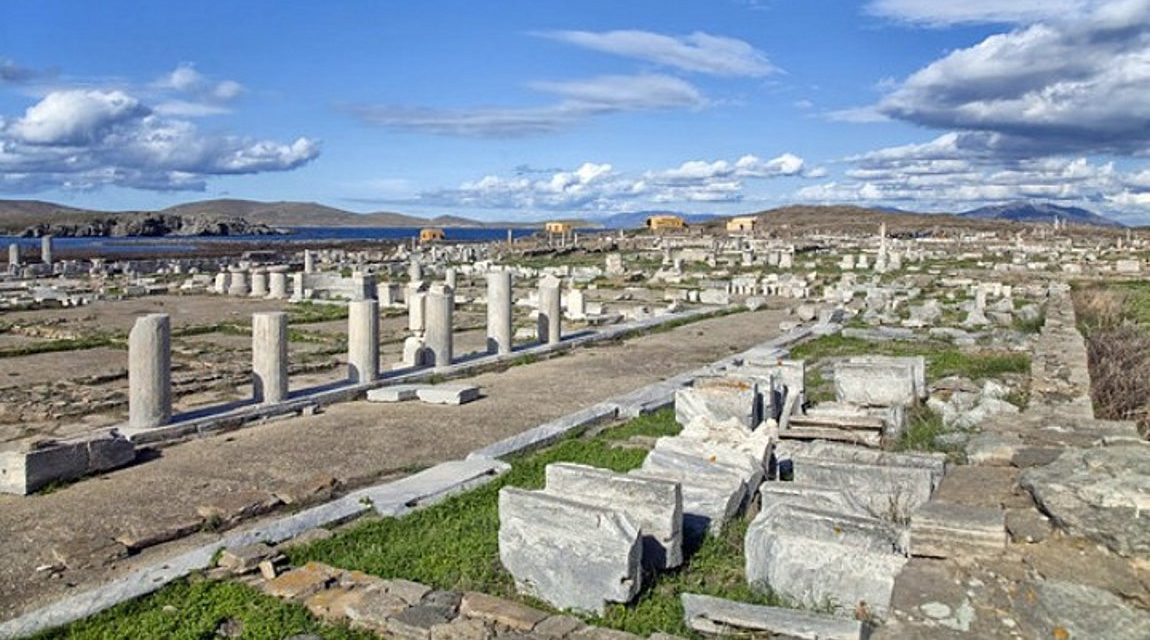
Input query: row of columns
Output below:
<box><xmin>126</xmin><ymin>270</ymin><xmax>565</xmax><ymax>429</ymax></box>
<box><xmin>4</xmin><ymin>236</ymin><xmax>53</xmax><ymax>269</ymax></box>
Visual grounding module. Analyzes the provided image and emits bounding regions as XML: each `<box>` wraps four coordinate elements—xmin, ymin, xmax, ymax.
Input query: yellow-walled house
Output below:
<box><xmin>419</xmin><ymin>228</ymin><xmax>446</xmax><ymax>243</ymax></box>
<box><xmin>645</xmin><ymin>214</ymin><xmax>686</xmax><ymax>231</ymax></box>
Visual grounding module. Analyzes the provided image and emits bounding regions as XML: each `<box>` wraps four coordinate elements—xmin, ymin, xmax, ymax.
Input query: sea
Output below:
<box><xmin>0</xmin><ymin>226</ymin><xmax>549</xmax><ymax>255</ymax></box>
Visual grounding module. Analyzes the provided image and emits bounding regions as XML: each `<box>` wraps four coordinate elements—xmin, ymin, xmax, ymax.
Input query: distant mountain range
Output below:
<box><xmin>957</xmin><ymin>201</ymin><xmax>1123</xmax><ymax>228</ymax></box>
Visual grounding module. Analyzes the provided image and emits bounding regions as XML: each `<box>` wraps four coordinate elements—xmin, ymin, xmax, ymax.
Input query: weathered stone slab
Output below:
<box><xmin>366</xmin><ymin>384</ymin><xmax>422</xmax><ymax>403</ymax></box>
<box><xmin>745</xmin><ymin>503</ymin><xmax>908</xmax><ymax>618</ymax></box>
<box><xmin>847</xmin><ymin>355</ymin><xmax>926</xmax><ymax>400</ymax></box>
<box><xmin>652</xmin><ymin>436</ymin><xmax>763</xmax><ymax>490</ymax></box>
<box><xmin>681</xmin><ymin>593</ymin><xmax>867</xmax><ymax>639</ymax></box>
<box><xmin>459</xmin><ymin>591</ymin><xmax>548</xmax><ymax>631</ymax></box>
<box><xmin>0</xmin><ymin>430</ymin><xmax>135</xmax><ymax>495</ymax></box>
<box><xmin>498</xmin><ymin>487</ymin><xmax>642</xmax><ymax>614</ymax></box>
<box><xmin>632</xmin><ymin>449</ymin><xmax>747</xmax><ymax>538</ymax></box>
<box><xmin>357</xmin><ymin>459</ymin><xmax>510</xmax><ymax>517</ymax></box>
<box><xmin>910</xmin><ymin>501</ymin><xmax>1006</xmax><ymax>558</ymax></box>
<box><xmin>674</xmin><ymin>378</ymin><xmax>759</xmax><ymax>431</ymax></box>
<box><xmin>545</xmin><ymin>462</ymin><xmax>683</xmax><ymax>569</ymax></box>
<box><xmin>468</xmin><ymin>402</ymin><xmax>617</xmax><ymax>461</ymax></box>
<box><xmin>676</xmin><ymin>416</ymin><xmax>773</xmax><ymax>467</ymax></box>
<box><xmin>345</xmin><ymin>589</ymin><xmax>415</xmax><ymax>632</ymax></box>
<box><xmin>417</xmin><ymin>384</ymin><xmax>481</xmax><ymax>405</ymax></box>
<box><xmin>1020</xmin><ymin>444</ymin><xmax>1150</xmax><ymax>557</ymax></box>
<box><xmin>834</xmin><ymin>361</ymin><xmax>917</xmax><ymax>407</ymax></box>
<box><xmin>1014</xmin><ymin>579</ymin><xmax>1150</xmax><ymax>640</ymax></box>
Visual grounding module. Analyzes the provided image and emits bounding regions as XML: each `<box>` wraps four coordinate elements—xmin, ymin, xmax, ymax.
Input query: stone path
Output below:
<box><xmin>877</xmin><ymin>291</ymin><xmax>1150</xmax><ymax>639</ymax></box>
<box><xmin>0</xmin><ymin>307</ymin><xmax>787</xmax><ymax>620</ymax></box>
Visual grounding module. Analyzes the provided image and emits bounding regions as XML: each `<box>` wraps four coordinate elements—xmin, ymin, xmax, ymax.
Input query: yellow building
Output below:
<box><xmin>726</xmin><ymin>216</ymin><xmax>757</xmax><ymax>233</ymax></box>
<box><xmin>544</xmin><ymin>221</ymin><xmax>573</xmax><ymax>234</ymax></box>
<box><xmin>645</xmin><ymin>214</ymin><xmax>686</xmax><ymax>231</ymax></box>
<box><xmin>419</xmin><ymin>228</ymin><xmax>446</xmax><ymax>243</ymax></box>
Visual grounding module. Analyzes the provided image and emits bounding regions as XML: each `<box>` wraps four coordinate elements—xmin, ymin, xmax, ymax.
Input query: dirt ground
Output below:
<box><xmin>0</xmin><ymin>305</ymin><xmax>789</xmax><ymax>620</ymax></box>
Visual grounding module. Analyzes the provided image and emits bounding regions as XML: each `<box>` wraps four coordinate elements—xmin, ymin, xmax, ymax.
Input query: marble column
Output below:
<box><xmin>128</xmin><ymin>313</ymin><xmax>171</xmax><ymax>429</ymax></box>
<box><xmin>425</xmin><ymin>284</ymin><xmax>454</xmax><ymax>368</ymax></box>
<box><xmin>8</xmin><ymin>243</ymin><xmax>19</xmax><ymax>267</ymax></box>
<box><xmin>486</xmin><ymin>270</ymin><xmax>512</xmax><ymax>355</ymax></box>
<box><xmin>303</xmin><ymin>249</ymin><xmax>315</xmax><ymax>274</ymax></box>
<box><xmin>252</xmin><ymin>312</ymin><xmax>288</xmax><ymax>403</ymax></box>
<box><xmin>250</xmin><ymin>269</ymin><xmax>269</xmax><ymax>297</ymax></box>
<box><xmin>41</xmin><ymin>235</ymin><xmax>53</xmax><ymax>265</ymax></box>
<box><xmin>268</xmin><ymin>269</ymin><xmax>288</xmax><ymax>299</ymax></box>
<box><xmin>228</xmin><ymin>268</ymin><xmax>249</xmax><ymax>296</ymax></box>
<box><xmin>537</xmin><ymin>276</ymin><xmax>562</xmax><ymax>345</ymax></box>
<box><xmin>347</xmin><ymin>300</ymin><xmax>379</xmax><ymax>383</ymax></box>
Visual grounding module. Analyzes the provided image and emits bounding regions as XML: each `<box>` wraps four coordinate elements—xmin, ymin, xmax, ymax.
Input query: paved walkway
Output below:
<box><xmin>0</xmin><ymin>306</ymin><xmax>788</xmax><ymax>619</ymax></box>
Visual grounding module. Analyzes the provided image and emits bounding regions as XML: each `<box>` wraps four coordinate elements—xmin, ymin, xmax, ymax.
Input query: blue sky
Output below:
<box><xmin>2</xmin><ymin>0</ymin><xmax>1150</xmax><ymax>222</ymax></box>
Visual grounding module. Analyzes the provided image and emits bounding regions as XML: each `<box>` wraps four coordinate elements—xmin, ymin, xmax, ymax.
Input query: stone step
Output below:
<box><xmin>909</xmin><ymin>501</ymin><xmax>1007</xmax><ymax>558</ymax></box>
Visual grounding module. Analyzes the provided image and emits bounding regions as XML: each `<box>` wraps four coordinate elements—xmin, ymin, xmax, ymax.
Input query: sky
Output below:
<box><xmin>2</xmin><ymin>0</ymin><xmax>1150</xmax><ymax>222</ymax></box>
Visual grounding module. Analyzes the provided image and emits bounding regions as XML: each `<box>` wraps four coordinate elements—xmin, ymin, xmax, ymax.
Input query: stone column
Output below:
<box><xmin>214</xmin><ymin>271</ymin><xmax>230</xmax><ymax>294</ymax></box>
<box><xmin>129</xmin><ymin>314</ymin><xmax>171</xmax><ymax>429</ymax></box>
<box><xmin>487</xmin><ymin>270</ymin><xmax>512</xmax><ymax>355</ymax></box>
<box><xmin>41</xmin><ymin>235</ymin><xmax>53</xmax><ymax>265</ymax></box>
<box><xmin>380</xmin><ymin>283</ymin><xmax>400</xmax><ymax>306</ymax></box>
<box><xmin>347</xmin><ymin>300</ymin><xmax>379</xmax><ymax>383</ymax></box>
<box><xmin>8</xmin><ymin>243</ymin><xmax>19</xmax><ymax>267</ymax></box>
<box><xmin>407</xmin><ymin>285</ymin><xmax>427</xmax><ymax>333</ymax></box>
<box><xmin>537</xmin><ymin>276</ymin><xmax>562</xmax><ymax>345</ymax></box>
<box><xmin>250</xmin><ymin>269</ymin><xmax>269</xmax><ymax>297</ymax></box>
<box><xmin>409</xmin><ymin>260</ymin><xmax>423</xmax><ymax>282</ymax></box>
<box><xmin>445</xmin><ymin>267</ymin><xmax>457</xmax><ymax>291</ymax></box>
<box><xmin>292</xmin><ymin>273</ymin><xmax>305</xmax><ymax>299</ymax></box>
<box><xmin>252</xmin><ymin>312</ymin><xmax>288</xmax><ymax>403</ymax></box>
<box><xmin>352</xmin><ymin>272</ymin><xmax>376</xmax><ymax>300</ymax></box>
<box><xmin>303</xmin><ymin>249</ymin><xmax>315</xmax><ymax>274</ymax></box>
<box><xmin>567</xmin><ymin>288</ymin><xmax>586</xmax><ymax>320</ymax></box>
<box><xmin>268</xmin><ymin>269</ymin><xmax>288</xmax><ymax>299</ymax></box>
<box><xmin>425</xmin><ymin>284</ymin><xmax>454</xmax><ymax>368</ymax></box>
<box><xmin>228</xmin><ymin>268</ymin><xmax>249</xmax><ymax>296</ymax></box>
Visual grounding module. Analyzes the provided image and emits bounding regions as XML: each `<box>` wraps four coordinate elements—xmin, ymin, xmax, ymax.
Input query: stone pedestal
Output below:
<box><xmin>228</xmin><ymin>269</ymin><xmax>249</xmax><ymax>296</ymax></box>
<box><xmin>487</xmin><ymin>270</ymin><xmax>513</xmax><ymax>355</ymax></box>
<box><xmin>268</xmin><ymin>270</ymin><xmax>288</xmax><ymax>299</ymax></box>
<box><xmin>425</xmin><ymin>284</ymin><xmax>454</xmax><ymax>368</ymax></box>
<box><xmin>538</xmin><ymin>277</ymin><xmax>562</xmax><ymax>345</ymax></box>
<box><xmin>129</xmin><ymin>314</ymin><xmax>172</xmax><ymax>429</ymax></box>
<box><xmin>250</xmin><ymin>269</ymin><xmax>269</xmax><ymax>297</ymax></box>
<box><xmin>252</xmin><ymin>312</ymin><xmax>288</xmax><ymax>404</ymax></box>
<box><xmin>567</xmin><ymin>288</ymin><xmax>586</xmax><ymax>320</ymax></box>
<box><xmin>347</xmin><ymin>300</ymin><xmax>379</xmax><ymax>383</ymax></box>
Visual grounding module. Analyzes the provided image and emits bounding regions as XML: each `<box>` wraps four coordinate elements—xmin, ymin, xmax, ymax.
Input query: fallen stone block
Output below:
<box><xmin>217</xmin><ymin>542</ymin><xmax>276</xmax><ymax>574</ymax></box>
<box><xmin>745</xmin><ymin>503</ymin><xmax>908</xmax><ymax>619</ymax></box>
<box><xmin>544</xmin><ymin>462</ymin><xmax>683</xmax><ymax>569</ymax></box>
<box><xmin>910</xmin><ymin>501</ymin><xmax>1007</xmax><ymax>558</ymax></box>
<box><xmin>366</xmin><ymin>384</ymin><xmax>421</xmax><ymax>402</ymax></box>
<box><xmin>264</xmin><ymin>562</ymin><xmax>339</xmax><ymax>600</ymax></box>
<box><xmin>1014</xmin><ymin>579</ymin><xmax>1150</xmax><ymax>640</ymax></box>
<box><xmin>0</xmin><ymin>429</ymin><xmax>136</xmax><ymax>495</ymax></box>
<box><xmin>653</xmin><ymin>436</ymin><xmax>763</xmax><ymax>490</ymax></box>
<box><xmin>681</xmin><ymin>593</ymin><xmax>867</xmax><ymax>640</ymax></box>
<box><xmin>85</xmin><ymin>430</ymin><xmax>137</xmax><ymax>473</ymax></box>
<box><xmin>417</xmin><ymin>384</ymin><xmax>481</xmax><ymax>405</ymax></box>
<box><xmin>632</xmin><ymin>449</ymin><xmax>747</xmax><ymax>539</ymax></box>
<box><xmin>834</xmin><ymin>361</ymin><xmax>917</xmax><ymax>407</ymax></box>
<box><xmin>847</xmin><ymin>355</ymin><xmax>926</xmax><ymax>400</ymax></box>
<box><xmin>674</xmin><ymin>378</ymin><xmax>760</xmax><ymax>432</ymax></box>
<box><xmin>498</xmin><ymin>487</ymin><xmax>642</xmax><ymax>614</ymax></box>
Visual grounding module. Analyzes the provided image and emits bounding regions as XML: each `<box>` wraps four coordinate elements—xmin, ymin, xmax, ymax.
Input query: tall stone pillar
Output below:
<box><xmin>409</xmin><ymin>260</ymin><xmax>423</xmax><ymax>282</ymax></box>
<box><xmin>445</xmin><ymin>267</ymin><xmax>457</xmax><ymax>291</ymax></box>
<box><xmin>41</xmin><ymin>235</ymin><xmax>53</xmax><ymax>265</ymax></box>
<box><xmin>537</xmin><ymin>276</ymin><xmax>562</xmax><ymax>345</ymax></box>
<box><xmin>425</xmin><ymin>284</ymin><xmax>454</xmax><ymax>368</ymax></box>
<box><xmin>347</xmin><ymin>300</ymin><xmax>379</xmax><ymax>383</ymax></box>
<box><xmin>487</xmin><ymin>270</ymin><xmax>512</xmax><ymax>355</ymax></box>
<box><xmin>252</xmin><ymin>312</ymin><xmax>288</xmax><ymax>403</ymax></box>
<box><xmin>129</xmin><ymin>314</ymin><xmax>171</xmax><ymax>429</ymax></box>
<box><xmin>407</xmin><ymin>285</ymin><xmax>427</xmax><ymax>333</ymax></box>
<box><xmin>303</xmin><ymin>250</ymin><xmax>315</xmax><ymax>274</ymax></box>
<box><xmin>8</xmin><ymin>243</ymin><xmax>19</xmax><ymax>267</ymax></box>
<box><xmin>292</xmin><ymin>272</ymin><xmax>305</xmax><ymax>300</ymax></box>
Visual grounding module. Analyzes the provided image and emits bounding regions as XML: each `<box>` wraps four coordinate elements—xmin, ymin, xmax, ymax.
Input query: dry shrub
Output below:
<box><xmin>1074</xmin><ymin>286</ymin><xmax>1150</xmax><ymax>436</ymax></box>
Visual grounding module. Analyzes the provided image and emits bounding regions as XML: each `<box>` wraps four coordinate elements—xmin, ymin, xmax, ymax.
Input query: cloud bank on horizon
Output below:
<box><xmin>0</xmin><ymin>0</ymin><xmax>1148</xmax><ymax>220</ymax></box>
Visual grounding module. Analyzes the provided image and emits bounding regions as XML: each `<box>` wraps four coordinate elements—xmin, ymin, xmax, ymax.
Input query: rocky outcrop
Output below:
<box><xmin>19</xmin><ymin>213</ymin><xmax>282</xmax><ymax>238</ymax></box>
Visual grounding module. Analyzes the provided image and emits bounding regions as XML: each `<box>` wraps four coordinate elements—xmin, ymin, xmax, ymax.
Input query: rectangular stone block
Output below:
<box><xmin>417</xmin><ymin>384</ymin><xmax>480</xmax><ymax>405</ymax></box>
<box><xmin>675</xmin><ymin>378</ymin><xmax>759</xmax><ymax>432</ymax></box>
<box><xmin>85</xmin><ymin>431</ymin><xmax>136</xmax><ymax>473</ymax></box>
<box><xmin>847</xmin><ymin>355</ymin><xmax>927</xmax><ymax>400</ymax></box>
<box><xmin>745</xmin><ymin>503</ymin><xmax>908</xmax><ymax>619</ymax></box>
<box><xmin>498</xmin><ymin>487</ymin><xmax>642</xmax><ymax>615</ymax></box>
<box><xmin>0</xmin><ymin>441</ymin><xmax>87</xmax><ymax>495</ymax></box>
<box><xmin>545</xmin><ymin>462</ymin><xmax>683</xmax><ymax>569</ymax></box>
<box><xmin>366</xmin><ymin>384</ymin><xmax>421</xmax><ymax>403</ymax></box>
<box><xmin>632</xmin><ymin>449</ymin><xmax>747</xmax><ymax>540</ymax></box>
<box><xmin>834</xmin><ymin>361</ymin><xmax>917</xmax><ymax>407</ymax></box>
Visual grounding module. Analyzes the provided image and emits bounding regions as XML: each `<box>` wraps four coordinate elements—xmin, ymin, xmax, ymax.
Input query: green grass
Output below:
<box><xmin>791</xmin><ymin>334</ymin><xmax>1030</xmax><ymax>381</ymax></box>
<box><xmin>31</xmin><ymin>579</ymin><xmax>374</xmax><ymax>640</ymax></box>
<box><xmin>0</xmin><ymin>335</ymin><xmax>121</xmax><ymax>358</ymax></box>
<box><xmin>288</xmin><ymin>302</ymin><xmax>350</xmax><ymax>325</ymax></box>
<box><xmin>284</xmin><ymin>409</ymin><xmax>777</xmax><ymax>637</ymax></box>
